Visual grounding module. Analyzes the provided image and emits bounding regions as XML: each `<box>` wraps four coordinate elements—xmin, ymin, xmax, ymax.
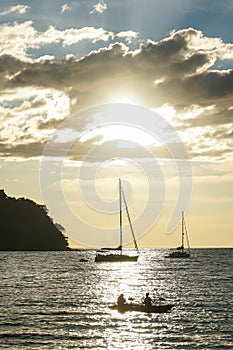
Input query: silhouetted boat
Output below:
<box><xmin>109</xmin><ymin>303</ymin><xmax>174</xmax><ymax>313</ymax></box>
<box><xmin>166</xmin><ymin>211</ymin><xmax>191</xmax><ymax>258</ymax></box>
<box><xmin>95</xmin><ymin>179</ymin><xmax>139</xmax><ymax>262</ymax></box>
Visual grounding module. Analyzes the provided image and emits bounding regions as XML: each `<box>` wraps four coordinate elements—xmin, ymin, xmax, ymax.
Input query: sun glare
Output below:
<box><xmin>114</xmin><ymin>97</ymin><xmax>136</xmax><ymax>104</ymax></box>
<box><xmin>80</xmin><ymin>124</ymin><xmax>157</xmax><ymax>146</ymax></box>
<box><xmin>108</xmin><ymin>93</ymin><xmax>140</xmax><ymax>105</ymax></box>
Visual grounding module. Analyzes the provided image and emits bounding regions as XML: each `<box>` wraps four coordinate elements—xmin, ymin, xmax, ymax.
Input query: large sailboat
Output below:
<box><xmin>95</xmin><ymin>179</ymin><xmax>139</xmax><ymax>262</ymax></box>
<box><xmin>166</xmin><ymin>211</ymin><xmax>191</xmax><ymax>258</ymax></box>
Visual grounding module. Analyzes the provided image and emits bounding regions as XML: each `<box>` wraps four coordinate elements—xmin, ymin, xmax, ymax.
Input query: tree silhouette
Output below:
<box><xmin>0</xmin><ymin>190</ymin><xmax>70</xmax><ymax>250</ymax></box>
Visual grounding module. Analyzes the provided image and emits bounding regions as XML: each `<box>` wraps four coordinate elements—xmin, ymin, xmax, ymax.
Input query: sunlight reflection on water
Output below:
<box><xmin>0</xmin><ymin>249</ymin><xmax>232</xmax><ymax>349</ymax></box>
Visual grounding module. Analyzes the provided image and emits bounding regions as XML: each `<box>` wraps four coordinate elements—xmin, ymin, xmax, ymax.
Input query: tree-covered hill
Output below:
<box><xmin>0</xmin><ymin>189</ymin><xmax>70</xmax><ymax>250</ymax></box>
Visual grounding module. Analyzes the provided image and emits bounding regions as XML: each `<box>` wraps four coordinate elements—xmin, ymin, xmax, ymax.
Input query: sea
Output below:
<box><xmin>0</xmin><ymin>249</ymin><xmax>232</xmax><ymax>350</ymax></box>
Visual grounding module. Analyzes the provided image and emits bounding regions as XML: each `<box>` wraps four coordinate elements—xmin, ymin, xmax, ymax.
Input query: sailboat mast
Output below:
<box><xmin>121</xmin><ymin>186</ymin><xmax>139</xmax><ymax>254</ymax></box>
<box><xmin>184</xmin><ymin>218</ymin><xmax>191</xmax><ymax>252</ymax></box>
<box><xmin>119</xmin><ymin>178</ymin><xmax>123</xmax><ymax>254</ymax></box>
<box><xmin>181</xmin><ymin>211</ymin><xmax>184</xmax><ymax>250</ymax></box>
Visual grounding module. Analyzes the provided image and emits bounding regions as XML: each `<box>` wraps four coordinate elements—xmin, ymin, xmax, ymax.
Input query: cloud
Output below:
<box><xmin>61</xmin><ymin>26</ymin><xmax>113</xmax><ymax>46</ymax></box>
<box><xmin>0</xmin><ymin>5</ymin><xmax>30</xmax><ymax>16</ymax></box>
<box><xmin>0</xmin><ymin>21</ymin><xmax>39</xmax><ymax>60</ymax></box>
<box><xmin>0</xmin><ymin>141</ymin><xmax>45</xmax><ymax>159</ymax></box>
<box><xmin>2</xmin><ymin>28</ymin><xmax>233</xmax><ymax>110</ymax></box>
<box><xmin>90</xmin><ymin>0</ymin><xmax>108</xmax><ymax>14</ymax></box>
<box><xmin>116</xmin><ymin>31</ymin><xmax>138</xmax><ymax>43</ymax></box>
<box><xmin>0</xmin><ymin>21</ymin><xmax>114</xmax><ymax>60</ymax></box>
<box><xmin>0</xmin><ymin>27</ymin><xmax>233</xmax><ymax>161</ymax></box>
<box><xmin>61</xmin><ymin>4</ymin><xmax>70</xmax><ymax>14</ymax></box>
<box><xmin>0</xmin><ymin>87</ymin><xmax>70</xmax><ymax>152</ymax></box>
<box><xmin>179</xmin><ymin>104</ymin><xmax>233</xmax><ymax>128</ymax></box>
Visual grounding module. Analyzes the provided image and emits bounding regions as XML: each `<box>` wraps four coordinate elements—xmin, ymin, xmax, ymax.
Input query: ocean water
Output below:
<box><xmin>0</xmin><ymin>249</ymin><xmax>232</xmax><ymax>349</ymax></box>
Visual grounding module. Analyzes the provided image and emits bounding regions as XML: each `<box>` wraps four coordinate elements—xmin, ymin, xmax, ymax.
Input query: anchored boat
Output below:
<box><xmin>95</xmin><ymin>179</ymin><xmax>139</xmax><ymax>262</ymax></box>
<box><xmin>166</xmin><ymin>211</ymin><xmax>191</xmax><ymax>258</ymax></box>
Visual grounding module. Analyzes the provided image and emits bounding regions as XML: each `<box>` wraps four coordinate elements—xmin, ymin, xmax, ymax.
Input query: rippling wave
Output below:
<box><xmin>0</xmin><ymin>249</ymin><xmax>232</xmax><ymax>349</ymax></box>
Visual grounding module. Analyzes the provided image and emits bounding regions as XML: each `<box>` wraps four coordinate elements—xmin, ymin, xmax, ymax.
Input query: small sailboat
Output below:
<box><xmin>95</xmin><ymin>179</ymin><xmax>139</xmax><ymax>262</ymax></box>
<box><xmin>166</xmin><ymin>211</ymin><xmax>191</xmax><ymax>258</ymax></box>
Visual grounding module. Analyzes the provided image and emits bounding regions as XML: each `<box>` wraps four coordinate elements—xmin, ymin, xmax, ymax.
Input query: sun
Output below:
<box><xmin>114</xmin><ymin>97</ymin><xmax>137</xmax><ymax>104</ymax></box>
<box><xmin>108</xmin><ymin>93</ymin><xmax>140</xmax><ymax>105</ymax></box>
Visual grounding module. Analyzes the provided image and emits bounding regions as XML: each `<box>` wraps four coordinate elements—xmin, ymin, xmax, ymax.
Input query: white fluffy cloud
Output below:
<box><xmin>90</xmin><ymin>0</ymin><xmax>108</xmax><ymax>14</ymax></box>
<box><xmin>60</xmin><ymin>4</ymin><xmax>70</xmax><ymax>14</ymax></box>
<box><xmin>0</xmin><ymin>4</ymin><xmax>30</xmax><ymax>16</ymax></box>
<box><xmin>0</xmin><ymin>21</ymin><xmax>114</xmax><ymax>60</ymax></box>
<box><xmin>116</xmin><ymin>31</ymin><xmax>138</xmax><ymax>43</ymax></box>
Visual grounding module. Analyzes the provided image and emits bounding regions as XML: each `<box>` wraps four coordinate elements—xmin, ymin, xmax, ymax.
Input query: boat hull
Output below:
<box><xmin>109</xmin><ymin>303</ymin><xmax>174</xmax><ymax>313</ymax></box>
<box><xmin>95</xmin><ymin>254</ymin><xmax>138</xmax><ymax>262</ymax></box>
<box><xmin>166</xmin><ymin>251</ymin><xmax>190</xmax><ymax>258</ymax></box>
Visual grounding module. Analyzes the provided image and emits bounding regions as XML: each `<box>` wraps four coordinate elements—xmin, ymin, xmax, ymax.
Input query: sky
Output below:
<box><xmin>0</xmin><ymin>0</ymin><xmax>232</xmax><ymax>248</ymax></box>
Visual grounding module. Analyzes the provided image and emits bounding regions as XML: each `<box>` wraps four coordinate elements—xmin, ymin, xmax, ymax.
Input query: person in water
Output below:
<box><xmin>143</xmin><ymin>292</ymin><xmax>152</xmax><ymax>306</ymax></box>
<box><xmin>117</xmin><ymin>293</ymin><xmax>126</xmax><ymax>306</ymax></box>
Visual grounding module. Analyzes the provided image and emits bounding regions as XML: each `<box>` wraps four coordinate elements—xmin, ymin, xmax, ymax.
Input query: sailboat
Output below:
<box><xmin>95</xmin><ymin>179</ymin><xmax>139</xmax><ymax>262</ymax></box>
<box><xmin>166</xmin><ymin>211</ymin><xmax>191</xmax><ymax>258</ymax></box>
